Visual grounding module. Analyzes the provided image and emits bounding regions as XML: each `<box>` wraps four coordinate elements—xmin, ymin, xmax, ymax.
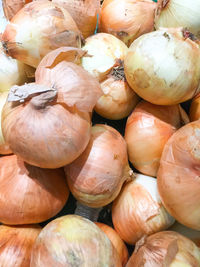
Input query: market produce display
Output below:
<box><xmin>0</xmin><ymin>0</ymin><xmax>200</xmax><ymax>266</ymax></box>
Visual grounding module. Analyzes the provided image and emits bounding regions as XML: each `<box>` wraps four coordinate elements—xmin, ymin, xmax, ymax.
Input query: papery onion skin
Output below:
<box><xmin>0</xmin><ymin>224</ymin><xmax>41</xmax><ymax>266</ymax></box>
<box><xmin>2</xmin><ymin>0</ymin><xmax>32</xmax><ymax>20</ymax></box>
<box><xmin>99</xmin><ymin>0</ymin><xmax>157</xmax><ymax>46</ymax></box>
<box><xmin>112</xmin><ymin>174</ymin><xmax>175</xmax><ymax>245</ymax></box>
<box><xmin>126</xmin><ymin>231</ymin><xmax>200</xmax><ymax>267</ymax></box>
<box><xmin>2</xmin><ymin>1</ymin><xmax>82</xmax><ymax>68</ymax></box>
<box><xmin>30</xmin><ymin>215</ymin><xmax>121</xmax><ymax>267</ymax></box>
<box><xmin>125</xmin><ymin>101</ymin><xmax>189</xmax><ymax>177</ymax></box>
<box><xmin>189</xmin><ymin>93</ymin><xmax>200</xmax><ymax>121</ymax></box>
<box><xmin>0</xmin><ymin>154</ymin><xmax>69</xmax><ymax>224</ymax></box>
<box><xmin>65</xmin><ymin>124</ymin><xmax>132</xmax><ymax>208</ymax></box>
<box><xmin>157</xmin><ymin>120</ymin><xmax>200</xmax><ymax>230</ymax></box>
<box><xmin>95</xmin><ymin>222</ymin><xmax>129</xmax><ymax>266</ymax></box>
<box><xmin>124</xmin><ymin>28</ymin><xmax>200</xmax><ymax>105</ymax></box>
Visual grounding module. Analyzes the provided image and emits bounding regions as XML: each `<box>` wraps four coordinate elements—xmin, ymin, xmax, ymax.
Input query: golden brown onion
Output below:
<box><xmin>189</xmin><ymin>93</ymin><xmax>200</xmax><ymax>121</ymax></box>
<box><xmin>157</xmin><ymin>120</ymin><xmax>200</xmax><ymax>230</ymax></box>
<box><xmin>0</xmin><ymin>154</ymin><xmax>69</xmax><ymax>224</ymax></box>
<box><xmin>0</xmin><ymin>224</ymin><xmax>41</xmax><ymax>266</ymax></box>
<box><xmin>2</xmin><ymin>0</ymin><xmax>32</xmax><ymax>20</ymax></box>
<box><xmin>124</xmin><ymin>101</ymin><xmax>189</xmax><ymax>177</ymax></box>
<box><xmin>65</xmin><ymin>124</ymin><xmax>133</xmax><ymax>208</ymax></box>
<box><xmin>30</xmin><ymin>215</ymin><xmax>121</xmax><ymax>267</ymax></box>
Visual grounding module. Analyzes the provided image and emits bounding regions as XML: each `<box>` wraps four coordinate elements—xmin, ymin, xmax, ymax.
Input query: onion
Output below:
<box><xmin>52</xmin><ymin>0</ymin><xmax>100</xmax><ymax>38</ymax></box>
<box><xmin>96</xmin><ymin>222</ymin><xmax>129</xmax><ymax>266</ymax></box>
<box><xmin>0</xmin><ymin>154</ymin><xmax>69</xmax><ymax>224</ymax></box>
<box><xmin>124</xmin><ymin>27</ymin><xmax>200</xmax><ymax>105</ymax></box>
<box><xmin>81</xmin><ymin>33</ymin><xmax>128</xmax><ymax>82</ymax></box>
<box><xmin>112</xmin><ymin>174</ymin><xmax>175</xmax><ymax>245</ymax></box>
<box><xmin>99</xmin><ymin>0</ymin><xmax>157</xmax><ymax>46</ymax></box>
<box><xmin>0</xmin><ymin>224</ymin><xmax>41</xmax><ymax>266</ymax></box>
<box><xmin>126</xmin><ymin>231</ymin><xmax>200</xmax><ymax>266</ymax></box>
<box><xmin>124</xmin><ymin>101</ymin><xmax>189</xmax><ymax>177</ymax></box>
<box><xmin>30</xmin><ymin>215</ymin><xmax>121</xmax><ymax>266</ymax></box>
<box><xmin>189</xmin><ymin>93</ymin><xmax>200</xmax><ymax>121</ymax></box>
<box><xmin>157</xmin><ymin>120</ymin><xmax>200</xmax><ymax>230</ymax></box>
<box><xmin>2</xmin><ymin>0</ymin><xmax>32</xmax><ymax>20</ymax></box>
<box><xmin>0</xmin><ymin>0</ymin><xmax>8</xmax><ymax>33</ymax></box>
<box><xmin>2</xmin><ymin>1</ymin><xmax>82</xmax><ymax>68</ymax></box>
<box><xmin>155</xmin><ymin>0</ymin><xmax>200</xmax><ymax>39</ymax></box>
<box><xmin>64</xmin><ymin>124</ymin><xmax>133</xmax><ymax>208</ymax></box>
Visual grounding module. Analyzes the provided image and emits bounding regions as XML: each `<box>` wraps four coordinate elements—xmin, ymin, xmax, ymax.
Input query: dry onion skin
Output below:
<box><xmin>0</xmin><ymin>154</ymin><xmax>69</xmax><ymax>225</ymax></box>
<box><xmin>81</xmin><ymin>33</ymin><xmax>128</xmax><ymax>82</ymax></box>
<box><xmin>189</xmin><ymin>93</ymin><xmax>200</xmax><ymax>121</ymax></box>
<box><xmin>99</xmin><ymin>0</ymin><xmax>157</xmax><ymax>46</ymax></box>
<box><xmin>157</xmin><ymin>120</ymin><xmax>200</xmax><ymax>230</ymax></box>
<box><xmin>155</xmin><ymin>0</ymin><xmax>200</xmax><ymax>39</ymax></box>
<box><xmin>0</xmin><ymin>224</ymin><xmax>41</xmax><ymax>266</ymax></box>
<box><xmin>112</xmin><ymin>174</ymin><xmax>175</xmax><ymax>245</ymax></box>
<box><xmin>126</xmin><ymin>231</ymin><xmax>200</xmax><ymax>266</ymax></box>
<box><xmin>65</xmin><ymin>124</ymin><xmax>133</xmax><ymax>208</ymax></box>
<box><xmin>124</xmin><ymin>27</ymin><xmax>200</xmax><ymax>105</ymax></box>
<box><xmin>2</xmin><ymin>1</ymin><xmax>82</xmax><ymax>68</ymax></box>
<box><xmin>52</xmin><ymin>0</ymin><xmax>100</xmax><ymax>38</ymax></box>
<box><xmin>95</xmin><ymin>222</ymin><xmax>129</xmax><ymax>266</ymax></box>
<box><xmin>30</xmin><ymin>215</ymin><xmax>121</xmax><ymax>267</ymax></box>
<box><xmin>2</xmin><ymin>0</ymin><xmax>32</xmax><ymax>20</ymax></box>
<box><xmin>124</xmin><ymin>101</ymin><xmax>189</xmax><ymax>177</ymax></box>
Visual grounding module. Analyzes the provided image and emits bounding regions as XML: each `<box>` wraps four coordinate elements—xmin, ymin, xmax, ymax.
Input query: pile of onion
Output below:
<box><xmin>124</xmin><ymin>27</ymin><xmax>200</xmax><ymax>105</ymax></box>
<box><xmin>157</xmin><ymin>120</ymin><xmax>200</xmax><ymax>230</ymax></box>
<box><xmin>99</xmin><ymin>0</ymin><xmax>157</xmax><ymax>46</ymax></box>
<box><xmin>112</xmin><ymin>174</ymin><xmax>175</xmax><ymax>244</ymax></box>
<box><xmin>0</xmin><ymin>154</ymin><xmax>69</xmax><ymax>224</ymax></box>
<box><xmin>189</xmin><ymin>93</ymin><xmax>200</xmax><ymax>121</ymax></box>
<box><xmin>125</xmin><ymin>100</ymin><xmax>189</xmax><ymax>177</ymax></box>
<box><xmin>2</xmin><ymin>0</ymin><xmax>32</xmax><ymax>20</ymax></box>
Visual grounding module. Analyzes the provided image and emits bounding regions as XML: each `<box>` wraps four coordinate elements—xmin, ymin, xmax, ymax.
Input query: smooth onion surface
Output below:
<box><xmin>189</xmin><ymin>93</ymin><xmax>200</xmax><ymax>121</ymax></box>
<box><xmin>2</xmin><ymin>0</ymin><xmax>32</xmax><ymax>20</ymax></box>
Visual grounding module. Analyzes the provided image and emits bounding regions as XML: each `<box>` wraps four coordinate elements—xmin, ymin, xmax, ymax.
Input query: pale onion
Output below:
<box><xmin>65</xmin><ymin>124</ymin><xmax>133</xmax><ymax>208</ymax></box>
<box><xmin>99</xmin><ymin>0</ymin><xmax>157</xmax><ymax>46</ymax></box>
<box><xmin>124</xmin><ymin>101</ymin><xmax>189</xmax><ymax>177</ymax></box>
<box><xmin>0</xmin><ymin>0</ymin><xmax>8</xmax><ymax>33</ymax></box>
<box><xmin>126</xmin><ymin>231</ymin><xmax>200</xmax><ymax>266</ymax></box>
<box><xmin>0</xmin><ymin>154</ymin><xmax>69</xmax><ymax>224</ymax></box>
<box><xmin>112</xmin><ymin>174</ymin><xmax>175</xmax><ymax>245</ymax></box>
<box><xmin>96</xmin><ymin>222</ymin><xmax>129</xmax><ymax>266</ymax></box>
<box><xmin>2</xmin><ymin>1</ymin><xmax>82</xmax><ymax>68</ymax></box>
<box><xmin>95</xmin><ymin>72</ymin><xmax>140</xmax><ymax>120</ymax></box>
<box><xmin>30</xmin><ymin>215</ymin><xmax>121</xmax><ymax>267</ymax></box>
<box><xmin>0</xmin><ymin>224</ymin><xmax>41</xmax><ymax>266</ymax></box>
<box><xmin>157</xmin><ymin>120</ymin><xmax>200</xmax><ymax>230</ymax></box>
<box><xmin>52</xmin><ymin>0</ymin><xmax>100</xmax><ymax>38</ymax></box>
<box><xmin>81</xmin><ymin>33</ymin><xmax>128</xmax><ymax>82</ymax></box>
<box><xmin>124</xmin><ymin>27</ymin><xmax>200</xmax><ymax>105</ymax></box>
<box><xmin>189</xmin><ymin>93</ymin><xmax>200</xmax><ymax>121</ymax></box>
<box><xmin>155</xmin><ymin>0</ymin><xmax>200</xmax><ymax>38</ymax></box>
<box><xmin>2</xmin><ymin>0</ymin><xmax>32</xmax><ymax>20</ymax></box>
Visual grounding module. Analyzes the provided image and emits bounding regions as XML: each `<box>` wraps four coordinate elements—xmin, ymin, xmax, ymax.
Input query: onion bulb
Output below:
<box><xmin>64</xmin><ymin>124</ymin><xmax>133</xmax><ymax>208</ymax></box>
<box><xmin>0</xmin><ymin>0</ymin><xmax>8</xmax><ymax>33</ymax></box>
<box><xmin>155</xmin><ymin>0</ymin><xmax>200</xmax><ymax>38</ymax></box>
<box><xmin>99</xmin><ymin>0</ymin><xmax>157</xmax><ymax>46</ymax></box>
<box><xmin>189</xmin><ymin>93</ymin><xmax>200</xmax><ymax>121</ymax></box>
<box><xmin>96</xmin><ymin>222</ymin><xmax>129</xmax><ymax>266</ymax></box>
<box><xmin>126</xmin><ymin>231</ymin><xmax>200</xmax><ymax>266</ymax></box>
<box><xmin>0</xmin><ymin>224</ymin><xmax>41</xmax><ymax>266</ymax></box>
<box><xmin>125</xmin><ymin>101</ymin><xmax>189</xmax><ymax>177</ymax></box>
<box><xmin>2</xmin><ymin>1</ymin><xmax>82</xmax><ymax>67</ymax></box>
<box><xmin>52</xmin><ymin>0</ymin><xmax>100</xmax><ymax>38</ymax></box>
<box><xmin>124</xmin><ymin>27</ymin><xmax>200</xmax><ymax>105</ymax></box>
<box><xmin>81</xmin><ymin>33</ymin><xmax>128</xmax><ymax>82</ymax></box>
<box><xmin>30</xmin><ymin>215</ymin><xmax>121</xmax><ymax>266</ymax></box>
<box><xmin>157</xmin><ymin>120</ymin><xmax>200</xmax><ymax>230</ymax></box>
<box><xmin>2</xmin><ymin>0</ymin><xmax>32</xmax><ymax>20</ymax></box>
<box><xmin>112</xmin><ymin>174</ymin><xmax>175</xmax><ymax>245</ymax></box>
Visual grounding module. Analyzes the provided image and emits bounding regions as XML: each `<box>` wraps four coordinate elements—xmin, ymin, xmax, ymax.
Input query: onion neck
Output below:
<box><xmin>75</xmin><ymin>201</ymin><xmax>102</xmax><ymax>222</ymax></box>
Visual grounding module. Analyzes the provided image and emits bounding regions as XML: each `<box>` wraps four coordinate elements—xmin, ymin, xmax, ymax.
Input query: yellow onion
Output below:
<box><xmin>30</xmin><ymin>215</ymin><xmax>121</xmax><ymax>266</ymax></box>
<box><xmin>189</xmin><ymin>93</ymin><xmax>200</xmax><ymax>121</ymax></box>
<box><xmin>125</xmin><ymin>101</ymin><xmax>189</xmax><ymax>177</ymax></box>
<box><xmin>0</xmin><ymin>154</ymin><xmax>69</xmax><ymax>224</ymax></box>
<box><xmin>65</xmin><ymin>124</ymin><xmax>133</xmax><ymax>208</ymax></box>
<box><xmin>52</xmin><ymin>0</ymin><xmax>100</xmax><ymax>38</ymax></box>
<box><xmin>155</xmin><ymin>0</ymin><xmax>200</xmax><ymax>38</ymax></box>
<box><xmin>96</xmin><ymin>222</ymin><xmax>129</xmax><ymax>266</ymax></box>
<box><xmin>157</xmin><ymin>120</ymin><xmax>200</xmax><ymax>230</ymax></box>
<box><xmin>2</xmin><ymin>1</ymin><xmax>82</xmax><ymax>68</ymax></box>
<box><xmin>126</xmin><ymin>231</ymin><xmax>200</xmax><ymax>266</ymax></box>
<box><xmin>99</xmin><ymin>0</ymin><xmax>157</xmax><ymax>46</ymax></box>
<box><xmin>124</xmin><ymin>27</ymin><xmax>200</xmax><ymax>105</ymax></box>
<box><xmin>112</xmin><ymin>174</ymin><xmax>175</xmax><ymax>245</ymax></box>
<box><xmin>81</xmin><ymin>33</ymin><xmax>128</xmax><ymax>82</ymax></box>
<box><xmin>0</xmin><ymin>224</ymin><xmax>41</xmax><ymax>266</ymax></box>
<box><xmin>2</xmin><ymin>0</ymin><xmax>32</xmax><ymax>20</ymax></box>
